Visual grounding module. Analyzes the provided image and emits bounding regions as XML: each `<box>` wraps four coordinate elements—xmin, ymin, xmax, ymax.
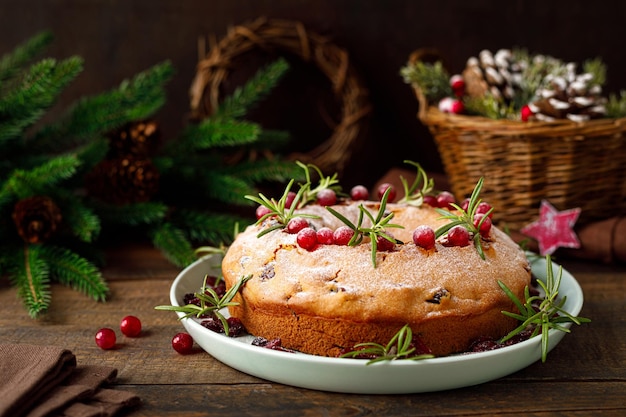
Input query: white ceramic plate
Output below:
<box><xmin>169</xmin><ymin>254</ymin><xmax>584</xmax><ymax>394</ymax></box>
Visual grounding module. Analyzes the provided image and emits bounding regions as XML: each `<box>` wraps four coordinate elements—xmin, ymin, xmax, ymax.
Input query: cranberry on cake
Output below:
<box><xmin>221</xmin><ymin>162</ymin><xmax>531</xmax><ymax>357</ymax></box>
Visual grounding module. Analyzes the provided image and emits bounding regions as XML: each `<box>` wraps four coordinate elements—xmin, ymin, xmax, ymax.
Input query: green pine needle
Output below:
<box><xmin>56</xmin><ymin>192</ymin><xmax>101</xmax><ymax>242</ymax></box>
<box><xmin>213</xmin><ymin>57</ymin><xmax>290</xmax><ymax>121</ymax></box>
<box><xmin>224</xmin><ymin>158</ymin><xmax>306</xmax><ymax>185</ymax></box>
<box><xmin>9</xmin><ymin>245</ymin><xmax>52</xmax><ymax>318</ymax></box>
<box><xmin>177</xmin><ymin>119</ymin><xmax>261</xmax><ymax>151</ymax></box>
<box><xmin>0</xmin><ymin>31</ymin><xmax>53</xmax><ymax>84</ymax></box>
<box><xmin>2</xmin><ymin>153</ymin><xmax>80</xmax><ymax>199</ymax></box>
<box><xmin>40</xmin><ymin>245</ymin><xmax>108</xmax><ymax>301</ymax></box>
<box><xmin>203</xmin><ymin>173</ymin><xmax>258</xmax><ymax>206</ymax></box>
<box><xmin>172</xmin><ymin>209</ymin><xmax>248</xmax><ymax>246</ymax></box>
<box><xmin>92</xmin><ymin>201</ymin><xmax>168</xmax><ymax>226</ymax></box>
<box><xmin>151</xmin><ymin>222</ymin><xmax>197</xmax><ymax>267</ymax></box>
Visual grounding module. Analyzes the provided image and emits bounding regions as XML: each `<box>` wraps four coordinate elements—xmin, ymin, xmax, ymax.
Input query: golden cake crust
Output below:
<box><xmin>222</xmin><ymin>202</ymin><xmax>531</xmax><ymax>357</ymax></box>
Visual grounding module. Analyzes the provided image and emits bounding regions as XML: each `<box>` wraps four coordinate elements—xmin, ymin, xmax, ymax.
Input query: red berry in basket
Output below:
<box><xmin>316</xmin><ymin>227</ymin><xmax>334</xmax><ymax>245</ymax></box>
<box><xmin>296</xmin><ymin>227</ymin><xmax>318</xmax><ymax>250</ymax></box>
<box><xmin>450</xmin><ymin>74</ymin><xmax>465</xmax><ymax>97</ymax></box>
<box><xmin>286</xmin><ymin>217</ymin><xmax>309</xmax><ymax>234</ymax></box>
<box><xmin>377</xmin><ymin>183</ymin><xmax>396</xmax><ymax>202</ymax></box>
<box><xmin>350</xmin><ymin>185</ymin><xmax>369</xmax><ymax>201</ymax></box>
<box><xmin>447</xmin><ymin>225</ymin><xmax>471</xmax><ymax>247</ymax></box>
<box><xmin>436</xmin><ymin>191</ymin><xmax>456</xmax><ymax>209</ymax></box>
<box><xmin>413</xmin><ymin>225</ymin><xmax>436</xmax><ymax>249</ymax></box>
<box><xmin>120</xmin><ymin>315</ymin><xmax>142</xmax><ymax>337</ymax></box>
<box><xmin>521</xmin><ymin>104</ymin><xmax>534</xmax><ymax>122</ymax></box>
<box><xmin>316</xmin><ymin>189</ymin><xmax>337</xmax><ymax>206</ymax></box>
<box><xmin>474</xmin><ymin>214</ymin><xmax>493</xmax><ymax>238</ymax></box>
<box><xmin>333</xmin><ymin>226</ymin><xmax>355</xmax><ymax>245</ymax></box>
<box><xmin>95</xmin><ymin>328</ymin><xmax>116</xmax><ymax>350</ymax></box>
<box><xmin>438</xmin><ymin>97</ymin><xmax>464</xmax><ymax>114</ymax></box>
<box><xmin>255</xmin><ymin>205</ymin><xmax>271</xmax><ymax>220</ymax></box>
<box><xmin>172</xmin><ymin>332</ymin><xmax>194</xmax><ymax>354</ymax></box>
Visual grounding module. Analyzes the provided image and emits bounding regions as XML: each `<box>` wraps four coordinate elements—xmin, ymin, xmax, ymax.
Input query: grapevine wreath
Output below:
<box><xmin>188</xmin><ymin>17</ymin><xmax>372</xmax><ymax>175</ymax></box>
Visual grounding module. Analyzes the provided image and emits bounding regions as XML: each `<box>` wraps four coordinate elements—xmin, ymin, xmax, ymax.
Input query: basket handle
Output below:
<box><xmin>407</xmin><ymin>48</ymin><xmax>448</xmax><ymax>121</ymax></box>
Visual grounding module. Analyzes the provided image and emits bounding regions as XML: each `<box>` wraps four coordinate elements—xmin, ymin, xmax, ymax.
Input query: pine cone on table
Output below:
<box><xmin>12</xmin><ymin>196</ymin><xmax>63</xmax><ymax>244</ymax></box>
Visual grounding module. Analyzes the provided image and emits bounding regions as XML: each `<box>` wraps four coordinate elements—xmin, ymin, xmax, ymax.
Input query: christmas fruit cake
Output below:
<box><xmin>221</xmin><ymin>164</ymin><xmax>531</xmax><ymax>357</ymax></box>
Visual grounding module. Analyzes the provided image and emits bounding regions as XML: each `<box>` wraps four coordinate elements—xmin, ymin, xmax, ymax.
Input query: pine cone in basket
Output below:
<box><xmin>527</xmin><ymin>63</ymin><xmax>608</xmax><ymax>122</ymax></box>
<box><xmin>462</xmin><ymin>49</ymin><xmax>525</xmax><ymax>103</ymax></box>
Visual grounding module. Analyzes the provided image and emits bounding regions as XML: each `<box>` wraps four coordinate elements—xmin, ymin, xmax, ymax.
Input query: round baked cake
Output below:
<box><xmin>221</xmin><ymin>199</ymin><xmax>531</xmax><ymax>357</ymax></box>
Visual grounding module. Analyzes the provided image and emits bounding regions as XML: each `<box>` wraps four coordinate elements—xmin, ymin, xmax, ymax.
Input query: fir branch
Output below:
<box><xmin>40</xmin><ymin>245</ymin><xmax>108</xmax><ymax>301</ymax></box>
<box><xmin>254</xmin><ymin>129</ymin><xmax>291</xmax><ymax>150</ymax></box>
<box><xmin>224</xmin><ymin>158</ymin><xmax>305</xmax><ymax>185</ymax></box>
<box><xmin>175</xmin><ymin>119</ymin><xmax>261</xmax><ymax>152</ymax></box>
<box><xmin>0</xmin><ymin>31</ymin><xmax>53</xmax><ymax>84</ymax></box>
<box><xmin>212</xmin><ymin>57</ymin><xmax>290</xmax><ymax>121</ymax></box>
<box><xmin>151</xmin><ymin>222</ymin><xmax>197</xmax><ymax>267</ymax></box>
<box><xmin>607</xmin><ymin>90</ymin><xmax>626</xmax><ymax>118</ymax></box>
<box><xmin>91</xmin><ymin>201</ymin><xmax>168</xmax><ymax>226</ymax></box>
<box><xmin>30</xmin><ymin>61</ymin><xmax>173</xmax><ymax>151</ymax></box>
<box><xmin>8</xmin><ymin>245</ymin><xmax>51</xmax><ymax>318</ymax></box>
<box><xmin>172</xmin><ymin>209</ymin><xmax>248</xmax><ymax>245</ymax></box>
<box><xmin>1</xmin><ymin>153</ymin><xmax>80</xmax><ymax>199</ymax></box>
<box><xmin>0</xmin><ymin>56</ymin><xmax>83</xmax><ymax>145</ymax></box>
<box><xmin>55</xmin><ymin>191</ymin><xmax>101</xmax><ymax>242</ymax></box>
<box><xmin>203</xmin><ymin>173</ymin><xmax>258</xmax><ymax>206</ymax></box>
<box><xmin>400</xmin><ymin>60</ymin><xmax>451</xmax><ymax>104</ymax></box>
<box><xmin>583</xmin><ymin>57</ymin><xmax>607</xmax><ymax>87</ymax></box>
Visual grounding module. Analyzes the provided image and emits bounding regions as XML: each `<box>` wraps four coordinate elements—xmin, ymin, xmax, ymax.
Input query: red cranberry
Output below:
<box><xmin>447</xmin><ymin>225</ymin><xmax>470</xmax><ymax>247</ymax></box>
<box><xmin>413</xmin><ymin>225</ymin><xmax>436</xmax><ymax>249</ymax></box>
<box><xmin>436</xmin><ymin>191</ymin><xmax>456</xmax><ymax>209</ymax></box>
<box><xmin>316</xmin><ymin>227</ymin><xmax>334</xmax><ymax>245</ymax></box>
<box><xmin>95</xmin><ymin>328</ymin><xmax>116</xmax><ymax>350</ymax></box>
<box><xmin>475</xmin><ymin>202</ymin><xmax>493</xmax><ymax>218</ymax></box>
<box><xmin>284</xmin><ymin>191</ymin><xmax>297</xmax><ymax>209</ymax></box>
<box><xmin>350</xmin><ymin>185</ymin><xmax>369</xmax><ymax>201</ymax></box>
<box><xmin>296</xmin><ymin>227</ymin><xmax>317</xmax><ymax>250</ymax></box>
<box><xmin>255</xmin><ymin>205</ymin><xmax>271</xmax><ymax>220</ymax></box>
<box><xmin>316</xmin><ymin>189</ymin><xmax>337</xmax><ymax>206</ymax></box>
<box><xmin>376</xmin><ymin>234</ymin><xmax>395</xmax><ymax>252</ymax></box>
<box><xmin>474</xmin><ymin>214</ymin><xmax>492</xmax><ymax>238</ymax></box>
<box><xmin>376</xmin><ymin>183</ymin><xmax>396</xmax><ymax>202</ymax></box>
<box><xmin>120</xmin><ymin>315</ymin><xmax>142</xmax><ymax>337</ymax></box>
<box><xmin>172</xmin><ymin>332</ymin><xmax>194</xmax><ymax>354</ymax></box>
<box><xmin>286</xmin><ymin>217</ymin><xmax>309</xmax><ymax>234</ymax></box>
<box><xmin>333</xmin><ymin>226</ymin><xmax>355</xmax><ymax>245</ymax></box>
<box><xmin>423</xmin><ymin>195</ymin><xmax>438</xmax><ymax>207</ymax></box>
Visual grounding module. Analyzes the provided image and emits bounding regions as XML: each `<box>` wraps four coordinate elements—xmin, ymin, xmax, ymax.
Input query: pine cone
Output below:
<box><xmin>12</xmin><ymin>196</ymin><xmax>62</xmax><ymax>244</ymax></box>
<box><xmin>108</xmin><ymin>120</ymin><xmax>161</xmax><ymax>158</ymax></box>
<box><xmin>86</xmin><ymin>156</ymin><xmax>160</xmax><ymax>205</ymax></box>
<box><xmin>528</xmin><ymin>63</ymin><xmax>607</xmax><ymax>121</ymax></box>
<box><xmin>462</xmin><ymin>49</ymin><xmax>524</xmax><ymax>103</ymax></box>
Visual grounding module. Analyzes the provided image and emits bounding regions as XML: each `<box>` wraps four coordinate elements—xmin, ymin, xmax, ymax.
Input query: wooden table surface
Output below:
<box><xmin>1</xmin><ymin>242</ymin><xmax>625</xmax><ymax>416</ymax></box>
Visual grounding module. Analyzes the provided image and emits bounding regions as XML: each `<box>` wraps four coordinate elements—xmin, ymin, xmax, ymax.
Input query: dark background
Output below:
<box><xmin>2</xmin><ymin>0</ymin><xmax>625</xmax><ymax>188</ymax></box>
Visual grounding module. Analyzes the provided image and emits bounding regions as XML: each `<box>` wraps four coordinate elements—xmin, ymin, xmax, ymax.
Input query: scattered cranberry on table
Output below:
<box><xmin>95</xmin><ymin>328</ymin><xmax>117</xmax><ymax>350</ymax></box>
<box><xmin>120</xmin><ymin>315</ymin><xmax>142</xmax><ymax>337</ymax></box>
<box><xmin>172</xmin><ymin>332</ymin><xmax>194</xmax><ymax>354</ymax></box>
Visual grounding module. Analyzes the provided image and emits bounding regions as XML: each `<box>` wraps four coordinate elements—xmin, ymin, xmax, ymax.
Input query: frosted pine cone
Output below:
<box><xmin>528</xmin><ymin>63</ymin><xmax>607</xmax><ymax>121</ymax></box>
<box><xmin>462</xmin><ymin>49</ymin><xmax>525</xmax><ymax>103</ymax></box>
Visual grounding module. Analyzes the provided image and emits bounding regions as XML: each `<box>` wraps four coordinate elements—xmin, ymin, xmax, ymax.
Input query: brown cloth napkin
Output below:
<box><xmin>0</xmin><ymin>344</ymin><xmax>140</xmax><ymax>417</ymax></box>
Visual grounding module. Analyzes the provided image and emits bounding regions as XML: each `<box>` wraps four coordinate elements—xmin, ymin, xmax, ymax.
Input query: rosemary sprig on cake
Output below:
<box><xmin>155</xmin><ymin>274</ymin><xmax>251</xmax><ymax>336</ymax></box>
<box><xmin>434</xmin><ymin>177</ymin><xmax>494</xmax><ymax>259</ymax></box>
<box><xmin>398</xmin><ymin>160</ymin><xmax>435</xmax><ymax>206</ymax></box>
<box><xmin>327</xmin><ymin>187</ymin><xmax>404</xmax><ymax>267</ymax></box>
<box><xmin>498</xmin><ymin>255</ymin><xmax>591</xmax><ymax>362</ymax></box>
<box><xmin>340</xmin><ymin>324</ymin><xmax>435</xmax><ymax>364</ymax></box>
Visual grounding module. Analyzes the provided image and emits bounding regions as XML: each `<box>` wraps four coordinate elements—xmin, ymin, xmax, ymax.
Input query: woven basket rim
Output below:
<box><xmin>189</xmin><ymin>16</ymin><xmax>372</xmax><ymax>174</ymax></box>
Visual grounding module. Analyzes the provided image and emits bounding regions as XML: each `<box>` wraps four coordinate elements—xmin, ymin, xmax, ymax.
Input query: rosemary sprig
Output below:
<box><xmin>296</xmin><ymin>160</ymin><xmax>342</xmax><ymax>205</ymax></box>
<box><xmin>244</xmin><ymin>179</ymin><xmax>319</xmax><ymax>237</ymax></box>
<box><xmin>340</xmin><ymin>324</ymin><xmax>435</xmax><ymax>364</ymax></box>
<box><xmin>398</xmin><ymin>160</ymin><xmax>435</xmax><ymax>206</ymax></box>
<box><xmin>434</xmin><ymin>177</ymin><xmax>492</xmax><ymax>259</ymax></box>
<box><xmin>155</xmin><ymin>274</ymin><xmax>252</xmax><ymax>336</ymax></box>
<box><xmin>327</xmin><ymin>187</ymin><xmax>404</xmax><ymax>267</ymax></box>
<box><xmin>498</xmin><ymin>255</ymin><xmax>591</xmax><ymax>362</ymax></box>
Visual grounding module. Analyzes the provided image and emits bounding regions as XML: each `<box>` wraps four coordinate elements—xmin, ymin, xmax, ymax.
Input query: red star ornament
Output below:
<box><xmin>521</xmin><ymin>200</ymin><xmax>581</xmax><ymax>255</ymax></box>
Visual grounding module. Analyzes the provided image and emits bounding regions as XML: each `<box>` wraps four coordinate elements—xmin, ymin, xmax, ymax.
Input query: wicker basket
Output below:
<box><xmin>189</xmin><ymin>17</ymin><xmax>371</xmax><ymax>176</ymax></box>
<box><xmin>408</xmin><ymin>52</ymin><xmax>626</xmax><ymax>230</ymax></box>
